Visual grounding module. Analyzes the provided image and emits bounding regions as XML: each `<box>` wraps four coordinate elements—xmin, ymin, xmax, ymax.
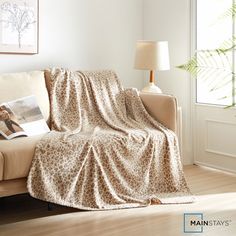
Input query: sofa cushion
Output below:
<box><xmin>0</xmin><ymin>71</ymin><xmax>50</xmax><ymax>122</ymax></box>
<box><xmin>0</xmin><ymin>135</ymin><xmax>45</xmax><ymax>180</ymax></box>
<box><xmin>0</xmin><ymin>178</ymin><xmax>27</xmax><ymax>197</ymax></box>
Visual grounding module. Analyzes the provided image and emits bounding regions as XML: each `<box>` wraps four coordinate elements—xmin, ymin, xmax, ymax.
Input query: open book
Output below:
<box><xmin>0</xmin><ymin>96</ymin><xmax>50</xmax><ymax>140</ymax></box>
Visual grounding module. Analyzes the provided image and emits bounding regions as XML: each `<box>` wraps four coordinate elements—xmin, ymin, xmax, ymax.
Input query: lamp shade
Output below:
<box><xmin>134</xmin><ymin>41</ymin><xmax>170</xmax><ymax>71</ymax></box>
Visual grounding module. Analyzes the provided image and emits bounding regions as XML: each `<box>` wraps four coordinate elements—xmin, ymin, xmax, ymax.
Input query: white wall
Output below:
<box><xmin>143</xmin><ymin>0</ymin><xmax>193</xmax><ymax>164</ymax></box>
<box><xmin>0</xmin><ymin>0</ymin><xmax>143</xmax><ymax>89</ymax></box>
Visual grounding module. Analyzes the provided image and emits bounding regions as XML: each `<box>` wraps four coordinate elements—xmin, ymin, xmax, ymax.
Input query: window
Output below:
<box><xmin>196</xmin><ymin>0</ymin><xmax>235</xmax><ymax>106</ymax></box>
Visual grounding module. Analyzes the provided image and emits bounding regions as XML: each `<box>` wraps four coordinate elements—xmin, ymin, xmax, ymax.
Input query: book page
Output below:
<box><xmin>7</xmin><ymin>96</ymin><xmax>50</xmax><ymax>137</ymax></box>
<box><xmin>0</xmin><ymin>104</ymin><xmax>27</xmax><ymax>139</ymax></box>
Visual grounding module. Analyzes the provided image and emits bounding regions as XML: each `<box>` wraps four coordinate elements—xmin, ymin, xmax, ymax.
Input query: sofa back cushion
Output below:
<box><xmin>0</xmin><ymin>71</ymin><xmax>50</xmax><ymax>122</ymax></box>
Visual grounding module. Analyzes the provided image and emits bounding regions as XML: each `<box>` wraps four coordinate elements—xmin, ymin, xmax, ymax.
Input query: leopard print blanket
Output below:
<box><xmin>27</xmin><ymin>68</ymin><xmax>193</xmax><ymax>210</ymax></box>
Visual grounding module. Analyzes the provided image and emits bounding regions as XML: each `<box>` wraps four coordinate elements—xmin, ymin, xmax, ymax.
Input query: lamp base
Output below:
<box><xmin>141</xmin><ymin>82</ymin><xmax>162</xmax><ymax>93</ymax></box>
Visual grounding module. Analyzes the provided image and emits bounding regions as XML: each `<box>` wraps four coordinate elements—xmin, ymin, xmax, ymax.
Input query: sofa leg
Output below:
<box><xmin>47</xmin><ymin>202</ymin><xmax>53</xmax><ymax>211</ymax></box>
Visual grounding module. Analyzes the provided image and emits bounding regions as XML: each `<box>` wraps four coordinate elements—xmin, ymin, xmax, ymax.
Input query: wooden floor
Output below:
<box><xmin>0</xmin><ymin>165</ymin><xmax>236</xmax><ymax>236</ymax></box>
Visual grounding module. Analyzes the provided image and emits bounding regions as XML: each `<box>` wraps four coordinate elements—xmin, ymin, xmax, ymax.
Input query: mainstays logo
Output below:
<box><xmin>190</xmin><ymin>219</ymin><xmax>231</xmax><ymax>227</ymax></box>
<box><xmin>184</xmin><ymin>213</ymin><xmax>232</xmax><ymax>233</ymax></box>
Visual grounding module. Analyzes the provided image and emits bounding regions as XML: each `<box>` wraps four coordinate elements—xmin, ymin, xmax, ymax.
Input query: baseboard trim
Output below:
<box><xmin>194</xmin><ymin>161</ymin><xmax>236</xmax><ymax>174</ymax></box>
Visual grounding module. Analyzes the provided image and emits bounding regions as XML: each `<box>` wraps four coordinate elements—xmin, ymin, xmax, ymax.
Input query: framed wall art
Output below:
<box><xmin>0</xmin><ymin>0</ymin><xmax>38</xmax><ymax>54</ymax></box>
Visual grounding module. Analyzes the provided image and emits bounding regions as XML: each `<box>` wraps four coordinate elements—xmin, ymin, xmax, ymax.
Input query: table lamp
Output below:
<box><xmin>134</xmin><ymin>40</ymin><xmax>170</xmax><ymax>93</ymax></box>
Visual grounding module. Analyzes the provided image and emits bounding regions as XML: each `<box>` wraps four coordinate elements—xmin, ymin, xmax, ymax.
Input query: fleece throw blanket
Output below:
<box><xmin>27</xmin><ymin>68</ymin><xmax>193</xmax><ymax>210</ymax></box>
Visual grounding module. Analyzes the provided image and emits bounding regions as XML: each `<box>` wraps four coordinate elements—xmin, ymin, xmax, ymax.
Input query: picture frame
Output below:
<box><xmin>0</xmin><ymin>0</ymin><xmax>38</xmax><ymax>54</ymax></box>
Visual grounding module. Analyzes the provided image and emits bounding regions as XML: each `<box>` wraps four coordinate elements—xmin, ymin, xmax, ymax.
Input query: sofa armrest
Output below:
<box><xmin>139</xmin><ymin>92</ymin><xmax>177</xmax><ymax>134</ymax></box>
<box><xmin>0</xmin><ymin>152</ymin><xmax>4</xmax><ymax>181</ymax></box>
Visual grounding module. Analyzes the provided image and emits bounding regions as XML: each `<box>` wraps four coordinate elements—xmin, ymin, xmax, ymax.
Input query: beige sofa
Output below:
<box><xmin>0</xmin><ymin>71</ymin><xmax>178</xmax><ymax>198</ymax></box>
